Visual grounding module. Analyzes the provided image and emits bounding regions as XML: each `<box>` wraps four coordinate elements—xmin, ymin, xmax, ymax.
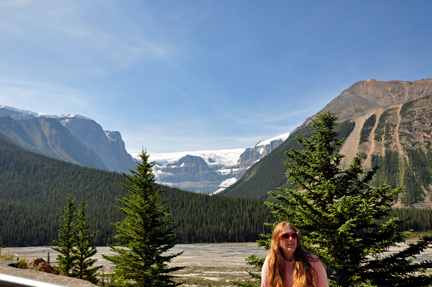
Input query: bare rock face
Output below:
<box><xmin>58</xmin><ymin>116</ymin><xmax>136</xmax><ymax>173</ymax></box>
<box><xmin>105</xmin><ymin>131</ymin><xmax>137</xmax><ymax>173</ymax></box>
<box><xmin>0</xmin><ymin>106</ymin><xmax>136</xmax><ymax>173</ymax></box>
<box><xmin>318</xmin><ymin>78</ymin><xmax>432</xmax><ymax>121</ymax></box>
<box><xmin>338</xmin><ymin>95</ymin><xmax>432</xmax><ymax>208</ymax></box>
<box><xmin>0</xmin><ymin>115</ymin><xmax>107</xmax><ymax>169</ymax></box>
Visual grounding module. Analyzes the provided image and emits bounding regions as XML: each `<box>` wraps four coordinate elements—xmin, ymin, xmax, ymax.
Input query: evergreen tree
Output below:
<box><xmin>236</xmin><ymin>112</ymin><xmax>432</xmax><ymax>287</ymax></box>
<box><xmin>52</xmin><ymin>195</ymin><xmax>77</xmax><ymax>276</ymax></box>
<box><xmin>103</xmin><ymin>151</ymin><xmax>184</xmax><ymax>287</ymax></box>
<box><xmin>71</xmin><ymin>198</ymin><xmax>102</xmax><ymax>284</ymax></box>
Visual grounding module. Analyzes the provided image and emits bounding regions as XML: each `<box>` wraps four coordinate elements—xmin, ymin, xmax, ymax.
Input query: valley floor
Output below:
<box><xmin>3</xmin><ymin>243</ymin><xmax>268</xmax><ymax>287</ymax></box>
<box><xmin>2</xmin><ymin>242</ymin><xmax>432</xmax><ymax>286</ymax></box>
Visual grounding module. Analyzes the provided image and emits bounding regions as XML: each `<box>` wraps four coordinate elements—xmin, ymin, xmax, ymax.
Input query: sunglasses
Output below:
<box><xmin>279</xmin><ymin>232</ymin><xmax>299</xmax><ymax>240</ymax></box>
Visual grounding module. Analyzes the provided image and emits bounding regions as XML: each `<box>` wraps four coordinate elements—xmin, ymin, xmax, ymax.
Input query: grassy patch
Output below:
<box><xmin>0</xmin><ymin>248</ymin><xmax>14</xmax><ymax>260</ymax></box>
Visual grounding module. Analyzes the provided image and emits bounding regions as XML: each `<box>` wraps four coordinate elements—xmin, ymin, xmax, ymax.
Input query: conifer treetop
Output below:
<box><xmin>103</xmin><ymin>150</ymin><xmax>184</xmax><ymax>287</ymax></box>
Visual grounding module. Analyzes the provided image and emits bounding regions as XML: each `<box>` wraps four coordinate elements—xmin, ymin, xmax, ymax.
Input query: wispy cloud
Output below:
<box><xmin>0</xmin><ymin>76</ymin><xmax>99</xmax><ymax>117</ymax></box>
<box><xmin>0</xmin><ymin>0</ymin><xmax>172</xmax><ymax>70</ymax></box>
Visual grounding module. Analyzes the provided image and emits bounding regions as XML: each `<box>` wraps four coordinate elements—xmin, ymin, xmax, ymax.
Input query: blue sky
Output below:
<box><xmin>0</xmin><ymin>0</ymin><xmax>431</xmax><ymax>155</ymax></box>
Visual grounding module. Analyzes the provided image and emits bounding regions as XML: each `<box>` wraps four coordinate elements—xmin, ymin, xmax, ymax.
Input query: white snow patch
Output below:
<box><xmin>217</xmin><ymin>168</ymin><xmax>239</xmax><ymax>175</ymax></box>
<box><xmin>0</xmin><ymin>105</ymin><xmax>91</xmax><ymax>121</ymax></box>
<box><xmin>212</xmin><ymin>177</ymin><xmax>238</xmax><ymax>195</ymax></box>
<box><xmin>104</xmin><ymin>131</ymin><xmax>113</xmax><ymax>143</ymax></box>
<box><xmin>149</xmin><ymin>148</ymin><xmax>245</xmax><ymax>167</ymax></box>
<box><xmin>153</xmin><ymin>169</ymin><xmax>174</xmax><ymax>180</ymax></box>
<box><xmin>220</xmin><ymin>177</ymin><xmax>238</xmax><ymax>188</ymax></box>
<box><xmin>254</xmin><ymin>132</ymin><xmax>290</xmax><ymax>147</ymax></box>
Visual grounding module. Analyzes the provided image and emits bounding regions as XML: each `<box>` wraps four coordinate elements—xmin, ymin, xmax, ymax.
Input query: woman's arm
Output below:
<box><xmin>313</xmin><ymin>260</ymin><xmax>329</xmax><ymax>287</ymax></box>
<box><xmin>261</xmin><ymin>256</ymin><xmax>270</xmax><ymax>287</ymax></box>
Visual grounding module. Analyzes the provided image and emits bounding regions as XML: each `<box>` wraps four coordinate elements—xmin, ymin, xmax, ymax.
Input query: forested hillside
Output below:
<box><xmin>0</xmin><ymin>133</ymin><xmax>274</xmax><ymax>246</ymax></box>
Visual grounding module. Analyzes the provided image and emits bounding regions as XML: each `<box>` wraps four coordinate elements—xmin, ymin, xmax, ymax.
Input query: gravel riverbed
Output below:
<box><xmin>1</xmin><ymin>243</ymin><xmax>268</xmax><ymax>286</ymax></box>
<box><xmin>2</xmin><ymin>242</ymin><xmax>429</xmax><ymax>286</ymax></box>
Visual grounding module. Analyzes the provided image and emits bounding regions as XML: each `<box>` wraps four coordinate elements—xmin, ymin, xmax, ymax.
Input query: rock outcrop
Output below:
<box><xmin>0</xmin><ymin>106</ymin><xmax>136</xmax><ymax>173</ymax></box>
<box><xmin>317</xmin><ymin>78</ymin><xmax>432</xmax><ymax>122</ymax></box>
<box><xmin>59</xmin><ymin>116</ymin><xmax>136</xmax><ymax>173</ymax></box>
<box><xmin>29</xmin><ymin>258</ymin><xmax>59</xmax><ymax>275</ymax></box>
<box><xmin>0</xmin><ymin>115</ymin><xmax>107</xmax><ymax>169</ymax></box>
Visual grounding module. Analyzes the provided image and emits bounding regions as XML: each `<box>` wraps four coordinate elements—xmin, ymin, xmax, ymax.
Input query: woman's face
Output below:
<box><xmin>278</xmin><ymin>226</ymin><xmax>298</xmax><ymax>253</ymax></box>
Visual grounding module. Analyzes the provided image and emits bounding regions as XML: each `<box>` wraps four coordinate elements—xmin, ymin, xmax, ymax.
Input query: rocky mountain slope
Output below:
<box><xmin>340</xmin><ymin>95</ymin><xmax>432</xmax><ymax>208</ymax></box>
<box><xmin>222</xmin><ymin>78</ymin><xmax>432</xmax><ymax>208</ymax></box>
<box><xmin>316</xmin><ymin>79</ymin><xmax>432</xmax><ymax>122</ymax></box>
<box><xmin>0</xmin><ymin>114</ymin><xmax>107</xmax><ymax>169</ymax></box>
<box><xmin>58</xmin><ymin>115</ymin><xmax>136</xmax><ymax>172</ymax></box>
<box><xmin>149</xmin><ymin>133</ymin><xmax>290</xmax><ymax>194</ymax></box>
<box><xmin>0</xmin><ymin>105</ymin><xmax>136</xmax><ymax>173</ymax></box>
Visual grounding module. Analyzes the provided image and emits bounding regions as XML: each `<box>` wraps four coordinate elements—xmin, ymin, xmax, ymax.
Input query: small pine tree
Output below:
<box><xmin>235</xmin><ymin>112</ymin><xmax>432</xmax><ymax>287</ymax></box>
<box><xmin>71</xmin><ymin>198</ymin><xmax>102</xmax><ymax>284</ymax></box>
<box><xmin>103</xmin><ymin>151</ymin><xmax>184</xmax><ymax>287</ymax></box>
<box><xmin>52</xmin><ymin>195</ymin><xmax>77</xmax><ymax>275</ymax></box>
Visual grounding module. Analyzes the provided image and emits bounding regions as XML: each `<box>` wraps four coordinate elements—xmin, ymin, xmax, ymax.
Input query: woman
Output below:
<box><xmin>261</xmin><ymin>221</ymin><xmax>328</xmax><ymax>287</ymax></box>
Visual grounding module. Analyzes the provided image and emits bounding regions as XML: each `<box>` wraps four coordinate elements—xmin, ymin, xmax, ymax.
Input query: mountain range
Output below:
<box><xmin>222</xmin><ymin>78</ymin><xmax>432</xmax><ymax>208</ymax></box>
<box><xmin>3</xmin><ymin>78</ymin><xmax>432</xmax><ymax>207</ymax></box>
<box><xmin>149</xmin><ymin>132</ymin><xmax>289</xmax><ymax>194</ymax></box>
<box><xmin>0</xmin><ymin>105</ymin><xmax>136</xmax><ymax>173</ymax></box>
<box><xmin>0</xmin><ymin>105</ymin><xmax>289</xmax><ymax>194</ymax></box>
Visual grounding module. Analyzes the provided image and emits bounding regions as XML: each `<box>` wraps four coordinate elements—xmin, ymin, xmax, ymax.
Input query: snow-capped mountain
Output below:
<box><xmin>0</xmin><ymin>105</ymin><xmax>91</xmax><ymax>121</ymax></box>
<box><xmin>0</xmin><ymin>105</ymin><xmax>289</xmax><ymax>190</ymax></box>
<box><xmin>0</xmin><ymin>105</ymin><xmax>136</xmax><ymax>173</ymax></box>
<box><xmin>147</xmin><ymin>132</ymin><xmax>290</xmax><ymax>194</ymax></box>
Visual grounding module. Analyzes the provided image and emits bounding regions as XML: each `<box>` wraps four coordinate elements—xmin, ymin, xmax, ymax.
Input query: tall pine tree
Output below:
<box><xmin>236</xmin><ymin>112</ymin><xmax>432</xmax><ymax>287</ymax></box>
<box><xmin>52</xmin><ymin>195</ymin><xmax>77</xmax><ymax>276</ymax></box>
<box><xmin>103</xmin><ymin>151</ymin><xmax>184</xmax><ymax>287</ymax></box>
<box><xmin>71</xmin><ymin>198</ymin><xmax>102</xmax><ymax>283</ymax></box>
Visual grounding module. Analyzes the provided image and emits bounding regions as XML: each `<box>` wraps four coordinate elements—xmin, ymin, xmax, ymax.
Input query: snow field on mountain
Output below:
<box><xmin>0</xmin><ymin>105</ymin><xmax>90</xmax><ymax>121</ymax></box>
<box><xmin>254</xmin><ymin>132</ymin><xmax>290</xmax><ymax>147</ymax></box>
<box><xmin>213</xmin><ymin>178</ymin><xmax>238</xmax><ymax>195</ymax></box>
<box><xmin>149</xmin><ymin>148</ymin><xmax>246</xmax><ymax>167</ymax></box>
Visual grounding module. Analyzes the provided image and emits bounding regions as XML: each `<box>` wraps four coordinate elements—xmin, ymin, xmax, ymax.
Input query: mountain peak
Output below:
<box><xmin>0</xmin><ymin>105</ymin><xmax>136</xmax><ymax>173</ymax></box>
<box><xmin>0</xmin><ymin>105</ymin><xmax>90</xmax><ymax>121</ymax></box>
<box><xmin>317</xmin><ymin>78</ymin><xmax>432</xmax><ymax>122</ymax></box>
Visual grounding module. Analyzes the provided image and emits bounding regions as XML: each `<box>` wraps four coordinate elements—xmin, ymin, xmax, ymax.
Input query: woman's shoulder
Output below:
<box><xmin>306</xmin><ymin>252</ymin><xmax>321</xmax><ymax>262</ymax></box>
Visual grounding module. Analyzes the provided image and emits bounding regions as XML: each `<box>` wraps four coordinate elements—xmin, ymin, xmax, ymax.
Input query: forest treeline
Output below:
<box><xmin>0</xmin><ymin>133</ymin><xmax>273</xmax><ymax>246</ymax></box>
<box><xmin>0</xmin><ymin>132</ymin><xmax>432</xmax><ymax>247</ymax></box>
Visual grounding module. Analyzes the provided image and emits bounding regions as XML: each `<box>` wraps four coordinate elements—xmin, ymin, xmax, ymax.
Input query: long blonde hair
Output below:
<box><xmin>267</xmin><ymin>222</ymin><xmax>319</xmax><ymax>287</ymax></box>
